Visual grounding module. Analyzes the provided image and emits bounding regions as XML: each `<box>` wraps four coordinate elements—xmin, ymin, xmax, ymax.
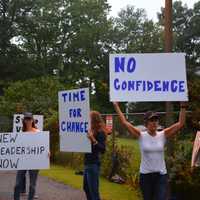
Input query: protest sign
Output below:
<box><xmin>0</xmin><ymin>131</ymin><xmax>49</xmax><ymax>170</ymax></box>
<box><xmin>110</xmin><ymin>53</ymin><xmax>188</xmax><ymax>102</ymax></box>
<box><xmin>13</xmin><ymin>114</ymin><xmax>43</xmax><ymax>133</ymax></box>
<box><xmin>58</xmin><ymin>88</ymin><xmax>91</xmax><ymax>152</ymax></box>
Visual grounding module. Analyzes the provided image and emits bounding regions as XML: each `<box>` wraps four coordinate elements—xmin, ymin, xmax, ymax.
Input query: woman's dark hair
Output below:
<box><xmin>22</xmin><ymin>118</ymin><xmax>37</xmax><ymax>131</ymax></box>
<box><xmin>90</xmin><ymin>111</ymin><xmax>109</xmax><ymax>136</ymax></box>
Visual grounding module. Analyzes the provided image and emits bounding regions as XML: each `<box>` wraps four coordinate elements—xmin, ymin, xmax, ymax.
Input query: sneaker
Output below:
<box><xmin>34</xmin><ymin>195</ymin><xmax>39</xmax><ymax>199</ymax></box>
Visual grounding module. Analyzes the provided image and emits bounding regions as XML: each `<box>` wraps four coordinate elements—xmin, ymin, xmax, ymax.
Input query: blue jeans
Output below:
<box><xmin>83</xmin><ymin>164</ymin><xmax>100</xmax><ymax>200</ymax></box>
<box><xmin>21</xmin><ymin>170</ymin><xmax>27</xmax><ymax>193</ymax></box>
<box><xmin>14</xmin><ymin>170</ymin><xmax>39</xmax><ymax>200</ymax></box>
<box><xmin>139</xmin><ymin>173</ymin><xmax>168</xmax><ymax>200</ymax></box>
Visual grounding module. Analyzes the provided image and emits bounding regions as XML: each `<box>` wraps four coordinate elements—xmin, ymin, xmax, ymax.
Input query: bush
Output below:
<box><xmin>101</xmin><ymin>139</ymin><xmax>137</xmax><ymax>185</ymax></box>
<box><xmin>0</xmin><ymin>76</ymin><xmax>69</xmax><ymax>116</ymax></box>
<box><xmin>166</xmin><ymin>140</ymin><xmax>200</xmax><ymax>200</ymax></box>
<box><xmin>44</xmin><ymin>109</ymin><xmax>59</xmax><ymax>162</ymax></box>
<box><xmin>54</xmin><ymin>152</ymin><xmax>84</xmax><ymax>171</ymax></box>
<box><xmin>170</xmin><ymin>166</ymin><xmax>200</xmax><ymax>200</ymax></box>
<box><xmin>53</xmin><ymin>137</ymin><xmax>139</xmax><ymax>188</ymax></box>
<box><xmin>44</xmin><ymin>120</ymin><xmax>139</xmax><ymax>188</ymax></box>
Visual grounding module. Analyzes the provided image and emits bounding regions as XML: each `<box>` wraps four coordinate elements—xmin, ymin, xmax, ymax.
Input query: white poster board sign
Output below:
<box><xmin>13</xmin><ymin>114</ymin><xmax>43</xmax><ymax>132</ymax></box>
<box><xmin>0</xmin><ymin>132</ymin><xmax>49</xmax><ymax>170</ymax></box>
<box><xmin>109</xmin><ymin>53</ymin><xmax>188</xmax><ymax>102</ymax></box>
<box><xmin>58</xmin><ymin>88</ymin><xmax>91</xmax><ymax>152</ymax></box>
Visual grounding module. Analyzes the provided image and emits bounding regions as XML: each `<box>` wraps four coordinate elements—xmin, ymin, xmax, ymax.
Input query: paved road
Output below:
<box><xmin>0</xmin><ymin>171</ymin><xmax>86</xmax><ymax>200</ymax></box>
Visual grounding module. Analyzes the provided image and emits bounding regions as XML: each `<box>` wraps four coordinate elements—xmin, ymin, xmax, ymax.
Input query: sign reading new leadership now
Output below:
<box><xmin>58</xmin><ymin>88</ymin><xmax>91</xmax><ymax>153</ymax></box>
<box><xmin>110</xmin><ymin>53</ymin><xmax>188</xmax><ymax>102</ymax></box>
<box><xmin>0</xmin><ymin>132</ymin><xmax>49</xmax><ymax>170</ymax></box>
<box><xmin>13</xmin><ymin>114</ymin><xmax>44</xmax><ymax>133</ymax></box>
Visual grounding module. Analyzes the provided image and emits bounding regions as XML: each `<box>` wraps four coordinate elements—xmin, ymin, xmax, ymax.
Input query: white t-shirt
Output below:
<box><xmin>139</xmin><ymin>130</ymin><xmax>167</xmax><ymax>174</ymax></box>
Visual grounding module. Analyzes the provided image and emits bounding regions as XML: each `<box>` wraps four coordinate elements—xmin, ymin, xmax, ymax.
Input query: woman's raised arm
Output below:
<box><xmin>113</xmin><ymin>102</ymin><xmax>140</xmax><ymax>138</ymax></box>
<box><xmin>164</xmin><ymin>102</ymin><xmax>187</xmax><ymax>138</ymax></box>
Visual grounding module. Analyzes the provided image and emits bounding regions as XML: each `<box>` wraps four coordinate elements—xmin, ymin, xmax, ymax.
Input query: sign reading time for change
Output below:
<box><xmin>109</xmin><ymin>53</ymin><xmax>188</xmax><ymax>102</ymax></box>
<box><xmin>58</xmin><ymin>88</ymin><xmax>91</xmax><ymax>153</ymax></box>
<box><xmin>0</xmin><ymin>132</ymin><xmax>49</xmax><ymax>170</ymax></box>
<box><xmin>13</xmin><ymin>114</ymin><xmax>43</xmax><ymax>133</ymax></box>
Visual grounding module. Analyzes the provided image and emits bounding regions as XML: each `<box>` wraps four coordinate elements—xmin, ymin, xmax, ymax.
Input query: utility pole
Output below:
<box><xmin>165</xmin><ymin>0</ymin><xmax>173</xmax><ymax>52</ymax></box>
<box><xmin>164</xmin><ymin>0</ymin><xmax>174</xmax><ymax>155</ymax></box>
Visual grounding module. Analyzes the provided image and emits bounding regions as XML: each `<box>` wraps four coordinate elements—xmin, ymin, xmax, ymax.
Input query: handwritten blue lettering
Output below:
<box><xmin>115</xmin><ymin>57</ymin><xmax>136</xmax><ymax>73</ymax></box>
<box><xmin>179</xmin><ymin>81</ymin><xmax>185</xmax><ymax>92</ymax></box>
<box><xmin>61</xmin><ymin>90</ymin><xmax>86</xmax><ymax>103</ymax></box>
<box><xmin>171</xmin><ymin>80</ymin><xmax>178</xmax><ymax>92</ymax></box>
<box><xmin>115</xmin><ymin>57</ymin><xmax>125</xmax><ymax>72</ymax></box>
<box><xmin>113</xmin><ymin>79</ymin><xmax>185</xmax><ymax>93</ymax></box>
<box><xmin>127</xmin><ymin>57</ymin><xmax>136</xmax><ymax>73</ymax></box>
<box><xmin>61</xmin><ymin>121</ymin><xmax>88</xmax><ymax>133</ymax></box>
<box><xmin>154</xmin><ymin>80</ymin><xmax>161</xmax><ymax>91</ymax></box>
<box><xmin>114</xmin><ymin>78</ymin><xmax>120</xmax><ymax>90</ymax></box>
<box><xmin>69</xmin><ymin>108</ymin><xmax>82</xmax><ymax>118</ymax></box>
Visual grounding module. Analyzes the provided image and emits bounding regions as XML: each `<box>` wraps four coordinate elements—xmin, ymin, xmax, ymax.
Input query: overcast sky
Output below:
<box><xmin>107</xmin><ymin>0</ymin><xmax>199</xmax><ymax>21</ymax></box>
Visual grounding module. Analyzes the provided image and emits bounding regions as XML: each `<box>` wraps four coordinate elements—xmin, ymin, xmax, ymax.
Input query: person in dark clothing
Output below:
<box><xmin>20</xmin><ymin>175</ymin><xmax>26</xmax><ymax>194</ymax></box>
<box><xmin>83</xmin><ymin>111</ymin><xmax>108</xmax><ymax>200</ymax></box>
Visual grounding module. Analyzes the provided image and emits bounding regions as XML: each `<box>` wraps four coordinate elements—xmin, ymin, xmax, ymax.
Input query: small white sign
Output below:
<box><xmin>58</xmin><ymin>88</ymin><xmax>91</xmax><ymax>152</ymax></box>
<box><xmin>110</xmin><ymin>53</ymin><xmax>188</xmax><ymax>102</ymax></box>
<box><xmin>106</xmin><ymin>115</ymin><xmax>113</xmax><ymax>131</ymax></box>
<box><xmin>0</xmin><ymin>132</ymin><xmax>49</xmax><ymax>170</ymax></box>
<box><xmin>13</xmin><ymin>114</ymin><xmax>43</xmax><ymax>132</ymax></box>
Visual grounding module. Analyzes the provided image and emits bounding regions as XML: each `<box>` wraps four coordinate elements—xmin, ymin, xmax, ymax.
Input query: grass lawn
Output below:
<box><xmin>40</xmin><ymin>165</ymin><xmax>141</xmax><ymax>200</ymax></box>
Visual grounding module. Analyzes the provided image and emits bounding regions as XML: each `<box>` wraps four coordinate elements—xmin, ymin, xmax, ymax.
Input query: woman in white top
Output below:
<box><xmin>113</xmin><ymin>102</ymin><xmax>186</xmax><ymax>200</ymax></box>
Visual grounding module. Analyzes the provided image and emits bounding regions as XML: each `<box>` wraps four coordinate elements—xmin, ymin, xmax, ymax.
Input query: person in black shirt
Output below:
<box><xmin>83</xmin><ymin>111</ymin><xmax>108</xmax><ymax>200</ymax></box>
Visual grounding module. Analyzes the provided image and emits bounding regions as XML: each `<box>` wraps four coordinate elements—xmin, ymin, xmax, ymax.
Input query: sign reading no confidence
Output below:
<box><xmin>109</xmin><ymin>53</ymin><xmax>188</xmax><ymax>102</ymax></box>
<box><xmin>0</xmin><ymin>132</ymin><xmax>49</xmax><ymax>170</ymax></box>
<box><xmin>58</xmin><ymin>88</ymin><xmax>91</xmax><ymax>152</ymax></box>
<box><xmin>13</xmin><ymin>114</ymin><xmax>43</xmax><ymax>132</ymax></box>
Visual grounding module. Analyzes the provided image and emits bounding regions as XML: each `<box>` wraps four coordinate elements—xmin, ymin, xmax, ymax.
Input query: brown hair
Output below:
<box><xmin>22</xmin><ymin>118</ymin><xmax>37</xmax><ymax>132</ymax></box>
<box><xmin>90</xmin><ymin>111</ymin><xmax>109</xmax><ymax>136</ymax></box>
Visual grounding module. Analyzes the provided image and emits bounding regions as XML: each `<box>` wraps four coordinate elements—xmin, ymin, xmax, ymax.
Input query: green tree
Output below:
<box><xmin>0</xmin><ymin>0</ymin><xmax>115</xmax><ymax>113</ymax></box>
<box><xmin>113</xmin><ymin>5</ymin><xmax>163</xmax><ymax>53</ymax></box>
<box><xmin>158</xmin><ymin>1</ymin><xmax>200</xmax><ymax>77</ymax></box>
<box><xmin>0</xmin><ymin>0</ymin><xmax>39</xmax><ymax>81</ymax></box>
<box><xmin>112</xmin><ymin>5</ymin><xmax>165</xmax><ymax>112</ymax></box>
<box><xmin>59</xmin><ymin>0</ymin><xmax>113</xmax><ymax>112</ymax></box>
<box><xmin>157</xmin><ymin>1</ymin><xmax>200</xmax><ymax>131</ymax></box>
<box><xmin>0</xmin><ymin>76</ymin><xmax>69</xmax><ymax>116</ymax></box>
